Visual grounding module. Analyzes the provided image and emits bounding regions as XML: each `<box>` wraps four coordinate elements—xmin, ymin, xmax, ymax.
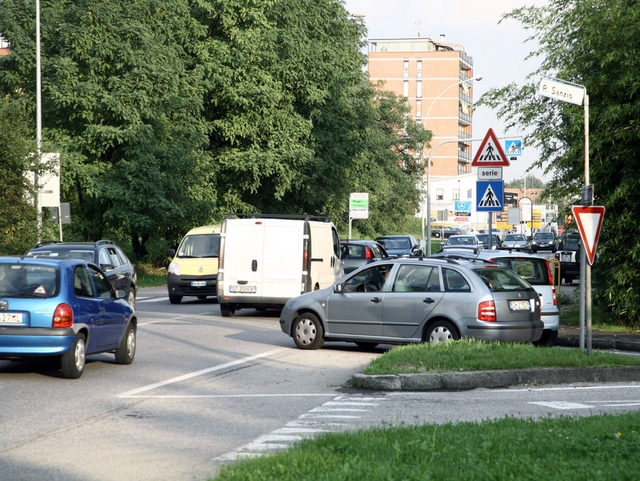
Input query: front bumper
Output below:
<box><xmin>167</xmin><ymin>273</ymin><xmax>217</xmax><ymax>298</ymax></box>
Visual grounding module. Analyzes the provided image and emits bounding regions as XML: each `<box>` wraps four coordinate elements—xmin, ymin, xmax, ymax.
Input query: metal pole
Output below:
<box><xmin>584</xmin><ymin>94</ymin><xmax>591</xmax><ymax>356</ymax></box>
<box><xmin>35</xmin><ymin>0</ymin><xmax>43</xmax><ymax>242</ymax></box>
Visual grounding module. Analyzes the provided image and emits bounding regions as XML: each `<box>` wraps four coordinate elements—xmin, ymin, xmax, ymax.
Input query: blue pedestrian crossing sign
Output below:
<box><xmin>505</xmin><ymin>139</ymin><xmax>522</xmax><ymax>156</ymax></box>
<box><xmin>476</xmin><ymin>181</ymin><xmax>504</xmax><ymax>212</ymax></box>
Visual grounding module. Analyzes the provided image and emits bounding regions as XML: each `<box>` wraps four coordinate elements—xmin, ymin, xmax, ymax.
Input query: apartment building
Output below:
<box><xmin>367</xmin><ymin>35</ymin><xmax>477</xmax><ymax>179</ymax></box>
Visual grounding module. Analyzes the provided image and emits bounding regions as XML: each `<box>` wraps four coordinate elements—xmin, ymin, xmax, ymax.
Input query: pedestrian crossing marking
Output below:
<box><xmin>478</xmin><ymin>184</ymin><xmax>501</xmax><ymax>208</ymax></box>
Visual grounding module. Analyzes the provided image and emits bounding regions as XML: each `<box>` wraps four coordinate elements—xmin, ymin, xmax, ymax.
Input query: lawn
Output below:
<box><xmin>213</xmin><ymin>411</ymin><xmax>640</xmax><ymax>480</ymax></box>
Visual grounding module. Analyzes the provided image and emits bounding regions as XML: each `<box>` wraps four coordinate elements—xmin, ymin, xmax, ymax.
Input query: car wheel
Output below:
<box><xmin>355</xmin><ymin>342</ymin><xmax>379</xmax><ymax>350</ymax></box>
<box><xmin>169</xmin><ymin>295</ymin><xmax>182</xmax><ymax>304</ymax></box>
<box><xmin>61</xmin><ymin>333</ymin><xmax>86</xmax><ymax>379</ymax></box>
<box><xmin>532</xmin><ymin>248</ymin><xmax>537</xmax><ymax>254</ymax></box>
<box><xmin>564</xmin><ymin>277</ymin><xmax>573</xmax><ymax>285</ymax></box>
<box><xmin>127</xmin><ymin>287</ymin><xmax>136</xmax><ymax>310</ymax></box>
<box><xmin>115</xmin><ymin>323</ymin><xmax>136</xmax><ymax>364</ymax></box>
<box><xmin>532</xmin><ymin>329</ymin><xmax>558</xmax><ymax>348</ymax></box>
<box><xmin>425</xmin><ymin>320</ymin><xmax>460</xmax><ymax>344</ymax></box>
<box><xmin>433</xmin><ymin>232</ymin><xmax>441</xmax><ymax>239</ymax></box>
<box><xmin>293</xmin><ymin>313</ymin><xmax>325</xmax><ymax>350</ymax></box>
<box><xmin>220</xmin><ymin>304</ymin><xmax>235</xmax><ymax>317</ymax></box>
<box><xmin>197</xmin><ymin>295</ymin><xmax>207</xmax><ymax>300</ymax></box>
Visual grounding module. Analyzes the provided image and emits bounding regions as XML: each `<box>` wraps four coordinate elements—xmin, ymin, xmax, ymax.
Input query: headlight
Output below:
<box><xmin>168</xmin><ymin>261</ymin><xmax>180</xmax><ymax>276</ymax></box>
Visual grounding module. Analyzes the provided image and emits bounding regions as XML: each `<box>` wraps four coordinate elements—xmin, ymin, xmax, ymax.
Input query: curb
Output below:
<box><xmin>351</xmin><ymin>366</ymin><xmax>640</xmax><ymax>391</ymax></box>
<box><xmin>556</xmin><ymin>335</ymin><xmax>640</xmax><ymax>352</ymax></box>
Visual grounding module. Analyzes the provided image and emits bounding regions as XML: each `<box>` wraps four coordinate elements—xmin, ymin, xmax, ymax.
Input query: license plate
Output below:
<box><xmin>0</xmin><ymin>312</ymin><xmax>24</xmax><ymax>324</ymax></box>
<box><xmin>561</xmin><ymin>254</ymin><xmax>572</xmax><ymax>262</ymax></box>
<box><xmin>230</xmin><ymin>285</ymin><xmax>257</xmax><ymax>293</ymax></box>
<box><xmin>509</xmin><ymin>300</ymin><xmax>531</xmax><ymax>311</ymax></box>
<box><xmin>190</xmin><ymin>281</ymin><xmax>207</xmax><ymax>287</ymax></box>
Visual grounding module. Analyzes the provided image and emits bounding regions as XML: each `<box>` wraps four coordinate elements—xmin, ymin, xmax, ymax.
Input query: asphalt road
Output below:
<box><xmin>1</xmin><ymin>286</ymin><xmax>639</xmax><ymax>481</ymax></box>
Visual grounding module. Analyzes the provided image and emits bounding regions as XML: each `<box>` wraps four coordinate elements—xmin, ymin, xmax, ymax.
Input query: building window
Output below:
<box><xmin>436</xmin><ymin>188</ymin><xmax>443</xmax><ymax>201</ymax></box>
<box><xmin>416</xmin><ymin>81</ymin><xmax>422</xmax><ymax>98</ymax></box>
<box><xmin>403</xmin><ymin>60</ymin><xmax>409</xmax><ymax>79</ymax></box>
<box><xmin>416</xmin><ymin>60</ymin><xmax>422</xmax><ymax>79</ymax></box>
<box><xmin>453</xmin><ymin>189</ymin><xmax>460</xmax><ymax>201</ymax></box>
<box><xmin>467</xmin><ymin>189</ymin><xmax>472</xmax><ymax>199</ymax></box>
<box><xmin>403</xmin><ymin>80</ymin><xmax>409</xmax><ymax>97</ymax></box>
<box><xmin>416</xmin><ymin>100</ymin><xmax>422</xmax><ymax>117</ymax></box>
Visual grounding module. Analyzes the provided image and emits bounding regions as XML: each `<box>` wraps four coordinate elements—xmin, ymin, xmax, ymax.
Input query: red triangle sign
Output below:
<box><xmin>571</xmin><ymin>206</ymin><xmax>605</xmax><ymax>265</ymax></box>
<box><xmin>472</xmin><ymin>128</ymin><xmax>510</xmax><ymax>167</ymax></box>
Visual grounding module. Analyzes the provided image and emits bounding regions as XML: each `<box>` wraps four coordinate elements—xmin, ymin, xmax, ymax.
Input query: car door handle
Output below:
<box><xmin>370</xmin><ymin>297</ymin><xmax>382</xmax><ymax>303</ymax></box>
<box><xmin>423</xmin><ymin>298</ymin><xmax>435</xmax><ymax>304</ymax></box>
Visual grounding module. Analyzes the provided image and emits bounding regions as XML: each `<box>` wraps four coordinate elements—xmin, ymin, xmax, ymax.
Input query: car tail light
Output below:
<box><xmin>545</xmin><ymin>259</ymin><xmax>554</xmax><ymax>285</ymax></box>
<box><xmin>302</xmin><ymin>236</ymin><xmax>310</xmax><ymax>271</ymax></box>
<box><xmin>478</xmin><ymin>300</ymin><xmax>496</xmax><ymax>322</ymax></box>
<box><xmin>551</xmin><ymin>285</ymin><xmax>557</xmax><ymax>306</ymax></box>
<box><xmin>52</xmin><ymin>303</ymin><xmax>73</xmax><ymax>328</ymax></box>
<box><xmin>365</xmin><ymin>247</ymin><xmax>373</xmax><ymax>260</ymax></box>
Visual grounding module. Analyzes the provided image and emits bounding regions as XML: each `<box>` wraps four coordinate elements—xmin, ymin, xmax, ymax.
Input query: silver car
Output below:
<box><xmin>502</xmin><ymin>233</ymin><xmax>531</xmax><ymax>252</ymax></box>
<box><xmin>280</xmin><ymin>259</ymin><xmax>543</xmax><ymax>350</ymax></box>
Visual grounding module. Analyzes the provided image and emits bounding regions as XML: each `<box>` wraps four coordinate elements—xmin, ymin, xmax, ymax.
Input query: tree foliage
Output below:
<box><xmin>505</xmin><ymin>175</ymin><xmax>545</xmax><ymax>190</ymax></box>
<box><xmin>0</xmin><ymin>0</ymin><xmax>428</xmax><ymax>261</ymax></box>
<box><xmin>478</xmin><ymin>0</ymin><xmax>640</xmax><ymax>324</ymax></box>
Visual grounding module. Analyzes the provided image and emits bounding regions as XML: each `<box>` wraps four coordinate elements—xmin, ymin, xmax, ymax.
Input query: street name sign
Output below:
<box><xmin>539</xmin><ymin>77</ymin><xmax>585</xmax><ymax>106</ymax></box>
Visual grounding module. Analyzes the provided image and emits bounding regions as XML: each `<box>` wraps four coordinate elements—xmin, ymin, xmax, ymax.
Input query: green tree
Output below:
<box><xmin>478</xmin><ymin>0</ymin><xmax>640</xmax><ymax>325</ymax></box>
<box><xmin>505</xmin><ymin>175</ymin><xmax>545</xmax><ymax>190</ymax></box>
<box><xmin>0</xmin><ymin>97</ymin><xmax>39</xmax><ymax>254</ymax></box>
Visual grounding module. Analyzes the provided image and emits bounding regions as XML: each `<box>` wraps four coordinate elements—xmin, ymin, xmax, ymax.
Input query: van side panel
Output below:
<box><xmin>309</xmin><ymin>223</ymin><xmax>343</xmax><ymax>289</ymax></box>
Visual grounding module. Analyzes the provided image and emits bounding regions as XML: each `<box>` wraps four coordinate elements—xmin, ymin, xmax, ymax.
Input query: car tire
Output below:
<box><xmin>61</xmin><ymin>333</ymin><xmax>86</xmax><ymax>379</ymax></box>
<box><xmin>425</xmin><ymin>320</ymin><xmax>460</xmax><ymax>344</ymax></box>
<box><xmin>292</xmin><ymin>313</ymin><xmax>325</xmax><ymax>350</ymax></box>
<box><xmin>169</xmin><ymin>295</ymin><xmax>182</xmax><ymax>304</ymax></box>
<box><xmin>115</xmin><ymin>323</ymin><xmax>136</xmax><ymax>364</ymax></box>
<box><xmin>433</xmin><ymin>232</ymin><xmax>441</xmax><ymax>239</ymax></box>
<box><xmin>220</xmin><ymin>304</ymin><xmax>235</xmax><ymax>317</ymax></box>
<box><xmin>355</xmin><ymin>341</ymin><xmax>379</xmax><ymax>350</ymax></box>
<box><xmin>127</xmin><ymin>287</ymin><xmax>136</xmax><ymax>310</ymax></box>
<box><xmin>532</xmin><ymin>329</ymin><xmax>558</xmax><ymax>348</ymax></box>
<box><xmin>532</xmin><ymin>248</ymin><xmax>537</xmax><ymax>254</ymax></box>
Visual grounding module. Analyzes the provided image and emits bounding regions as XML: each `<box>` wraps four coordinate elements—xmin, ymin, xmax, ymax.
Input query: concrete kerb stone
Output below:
<box><xmin>351</xmin><ymin>366</ymin><xmax>640</xmax><ymax>391</ymax></box>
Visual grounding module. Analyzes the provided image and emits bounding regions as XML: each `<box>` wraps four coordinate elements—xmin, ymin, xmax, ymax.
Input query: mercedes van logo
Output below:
<box><xmin>0</xmin><ymin>300</ymin><xmax>7</xmax><ymax>310</ymax></box>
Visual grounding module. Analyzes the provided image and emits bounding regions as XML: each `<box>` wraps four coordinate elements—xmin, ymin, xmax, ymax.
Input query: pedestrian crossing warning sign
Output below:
<box><xmin>476</xmin><ymin>180</ymin><xmax>504</xmax><ymax>212</ymax></box>
<box><xmin>472</xmin><ymin>128</ymin><xmax>510</xmax><ymax>167</ymax></box>
<box><xmin>505</xmin><ymin>139</ymin><xmax>522</xmax><ymax>156</ymax></box>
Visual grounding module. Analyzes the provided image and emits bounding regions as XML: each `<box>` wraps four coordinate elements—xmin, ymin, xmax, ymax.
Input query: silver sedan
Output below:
<box><xmin>280</xmin><ymin>258</ymin><xmax>543</xmax><ymax>350</ymax></box>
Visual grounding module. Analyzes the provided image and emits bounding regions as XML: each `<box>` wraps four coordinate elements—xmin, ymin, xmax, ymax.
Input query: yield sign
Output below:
<box><xmin>472</xmin><ymin>128</ymin><xmax>510</xmax><ymax>167</ymax></box>
<box><xmin>572</xmin><ymin>206</ymin><xmax>605</xmax><ymax>265</ymax></box>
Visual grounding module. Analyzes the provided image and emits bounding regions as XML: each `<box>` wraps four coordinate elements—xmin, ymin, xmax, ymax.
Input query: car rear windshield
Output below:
<box><xmin>0</xmin><ymin>263</ymin><xmax>60</xmax><ymax>298</ymax></box>
<box><xmin>27</xmin><ymin>248</ymin><xmax>96</xmax><ymax>262</ymax></box>
<box><xmin>487</xmin><ymin>257</ymin><xmax>551</xmax><ymax>286</ymax></box>
<box><xmin>343</xmin><ymin>245</ymin><xmax>366</xmax><ymax>259</ymax></box>
<box><xmin>472</xmin><ymin>267</ymin><xmax>533</xmax><ymax>292</ymax></box>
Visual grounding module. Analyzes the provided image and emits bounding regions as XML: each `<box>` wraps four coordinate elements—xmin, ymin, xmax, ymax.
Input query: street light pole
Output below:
<box><xmin>35</xmin><ymin>0</ymin><xmax>43</xmax><ymax>241</ymax></box>
<box><xmin>423</xmin><ymin>76</ymin><xmax>482</xmax><ymax>255</ymax></box>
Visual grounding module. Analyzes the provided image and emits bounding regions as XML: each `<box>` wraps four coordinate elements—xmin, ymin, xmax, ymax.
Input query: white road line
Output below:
<box><xmin>117</xmin><ymin>349</ymin><xmax>285</xmax><ymax>397</ymax></box>
<box><xmin>493</xmin><ymin>384</ymin><xmax>640</xmax><ymax>393</ymax></box>
<box><xmin>116</xmin><ymin>393</ymin><xmax>337</xmax><ymax>399</ymax></box>
<box><xmin>530</xmin><ymin>401</ymin><xmax>594</xmax><ymax>409</ymax></box>
<box><xmin>137</xmin><ymin>297</ymin><xmax>169</xmax><ymax>303</ymax></box>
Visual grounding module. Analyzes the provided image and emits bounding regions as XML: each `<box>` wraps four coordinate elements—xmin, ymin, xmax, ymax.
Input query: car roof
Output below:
<box><xmin>0</xmin><ymin>256</ymin><xmax>90</xmax><ymax>268</ymax></box>
<box><xmin>29</xmin><ymin>240</ymin><xmax>117</xmax><ymax>250</ymax></box>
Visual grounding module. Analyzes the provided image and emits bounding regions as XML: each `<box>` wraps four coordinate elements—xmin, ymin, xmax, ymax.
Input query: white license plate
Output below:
<box><xmin>510</xmin><ymin>300</ymin><xmax>531</xmax><ymax>311</ymax></box>
<box><xmin>190</xmin><ymin>281</ymin><xmax>207</xmax><ymax>287</ymax></box>
<box><xmin>230</xmin><ymin>285</ymin><xmax>257</xmax><ymax>293</ymax></box>
<box><xmin>561</xmin><ymin>254</ymin><xmax>572</xmax><ymax>262</ymax></box>
<box><xmin>0</xmin><ymin>312</ymin><xmax>24</xmax><ymax>324</ymax></box>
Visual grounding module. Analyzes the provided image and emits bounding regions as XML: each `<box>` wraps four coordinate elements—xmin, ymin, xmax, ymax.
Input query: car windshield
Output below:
<box><xmin>476</xmin><ymin>235</ymin><xmax>489</xmax><ymax>243</ymax></box>
<box><xmin>564</xmin><ymin>236</ymin><xmax>580</xmax><ymax>249</ymax></box>
<box><xmin>177</xmin><ymin>234</ymin><xmax>220</xmax><ymax>258</ymax></box>
<box><xmin>472</xmin><ymin>267</ymin><xmax>532</xmax><ymax>292</ymax></box>
<box><xmin>0</xmin><ymin>263</ymin><xmax>60</xmax><ymax>298</ymax></box>
<box><xmin>534</xmin><ymin>233</ymin><xmax>554</xmax><ymax>240</ymax></box>
<box><xmin>447</xmin><ymin>237</ymin><xmax>476</xmax><ymax>246</ymax></box>
<box><xmin>504</xmin><ymin>234</ymin><xmax>525</xmax><ymax>242</ymax></box>
<box><xmin>379</xmin><ymin>238</ymin><xmax>410</xmax><ymax>250</ymax></box>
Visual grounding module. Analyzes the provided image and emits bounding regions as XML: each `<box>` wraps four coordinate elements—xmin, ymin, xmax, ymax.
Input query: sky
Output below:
<box><xmin>343</xmin><ymin>0</ymin><xmax>549</xmax><ymax>183</ymax></box>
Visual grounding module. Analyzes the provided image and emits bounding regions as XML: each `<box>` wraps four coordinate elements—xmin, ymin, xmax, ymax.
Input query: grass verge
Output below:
<box><xmin>362</xmin><ymin>339</ymin><xmax>640</xmax><ymax>376</ymax></box>
<box><xmin>213</xmin><ymin>411</ymin><xmax>640</xmax><ymax>480</ymax></box>
<box><xmin>134</xmin><ymin>264</ymin><xmax>167</xmax><ymax>288</ymax></box>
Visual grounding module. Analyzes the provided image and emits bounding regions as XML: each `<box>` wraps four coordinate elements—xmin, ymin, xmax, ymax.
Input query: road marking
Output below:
<box><xmin>137</xmin><ymin>297</ymin><xmax>169</xmax><ymax>303</ymax></box>
<box><xmin>530</xmin><ymin>401</ymin><xmax>594</xmax><ymax>409</ymax></box>
<box><xmin>493</xmin><ymin>384</ymin><xmax>640</xmax><ymax>393</ymax></box>
<box><xmin>117</xmin><ymin>349</ymin><xmax>285</xmax><ymax>397</ymax></box>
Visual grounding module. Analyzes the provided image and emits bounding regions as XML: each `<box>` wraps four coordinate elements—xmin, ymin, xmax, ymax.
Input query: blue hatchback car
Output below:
<box><xmin>0</xmin><ymin>257</ymin><xmax>137</xmax><ymax>378</ymax></box>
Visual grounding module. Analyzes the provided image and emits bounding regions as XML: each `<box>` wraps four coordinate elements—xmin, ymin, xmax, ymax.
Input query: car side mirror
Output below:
<box><xmin>334</xmin><ymin>283</ymin><xmax>343</xmax><ymax>294</ymax></box>
<box><xmin>115</xmin><ymin>289</ymin><xmax>127</xmax><ymax>299</ymax></box>
<box><xmin>101</xmin><ymin>263</ymin><xmax>115</xmax><ymax>272</ymax></box>
<box><xmin>167</xmin><ymin>248</ymin><xmax>176</xmax><ymax>258</ymax></box>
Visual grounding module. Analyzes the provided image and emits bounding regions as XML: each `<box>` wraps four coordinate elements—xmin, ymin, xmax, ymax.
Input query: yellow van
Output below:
<box><xmin>167</xmin><ymin>225</ymin><xmax>221</xmax><ymax>304</ymax></box>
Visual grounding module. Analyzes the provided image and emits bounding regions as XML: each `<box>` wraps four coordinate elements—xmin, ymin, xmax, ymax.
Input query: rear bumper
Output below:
<box><xmin>462</xmin><ymin>320</ymin><xmax>544</xmax><ymax>343</ymax></box>
<box><xmin>0</xmin><ymin>327</ymin><xmax>76</xmax><ymax>357</ymax></box>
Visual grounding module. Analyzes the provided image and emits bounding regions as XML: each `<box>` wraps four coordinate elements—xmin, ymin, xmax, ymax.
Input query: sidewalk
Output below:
<box><xmin>350</xmin><ymin>325</ymin><xmax>640</xmax><ymax>391</ymax></box>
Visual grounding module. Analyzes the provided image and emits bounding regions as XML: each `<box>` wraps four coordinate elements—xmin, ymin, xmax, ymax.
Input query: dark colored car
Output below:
<box><xmin>531</xmin><ymin>231</ymin><xmax>558</xmax><ymax>253</ymax></box>
<box><xmin>374</xmin><ymin>235</ymin><xmax>424</xmax><ymax>258</ymax></box>
<box><xmin>0</xmin><ymin>257</ymin><xmax>137</xmax><ymax>378</ymax></box>
<box><xmin>432</xmin><ymin>227</ymin><xmax>462</xmax><ymax>239</ymax></box>
<box><xmin>556</xmin><ymin>232</ymin><xmax>581</xmax><ymax>284</ymax></box>
<box><xmin>26</xmin><ymin>240</ymin><xmax>138</xmax><ymax>310</ymax></box>
<box><xmin>476</xmin><ymin>234</ymin><xmax>503</xmax><ymax>250</ymax></box>
<box><xmin>340</xmin><ymin>240</ymin><xmax>388</xmax><ymax>274</ymax></box>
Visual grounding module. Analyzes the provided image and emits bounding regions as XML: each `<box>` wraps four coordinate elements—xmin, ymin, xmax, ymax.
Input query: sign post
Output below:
<box><xmin>348</xmin><ymin>193</ymin><xmax>369</xmax><ymax>240</ymax></box>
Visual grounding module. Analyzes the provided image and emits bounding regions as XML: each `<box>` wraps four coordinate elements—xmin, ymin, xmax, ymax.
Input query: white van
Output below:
<box><xmin>217</xmin><ymin>215</ymin><xmax>343</xmax><ymax>317</ymax></box>
<box><xmin>167</xmin><ymin>225</ymin><xmax>221</xmax><ymax>304</ymax></box>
